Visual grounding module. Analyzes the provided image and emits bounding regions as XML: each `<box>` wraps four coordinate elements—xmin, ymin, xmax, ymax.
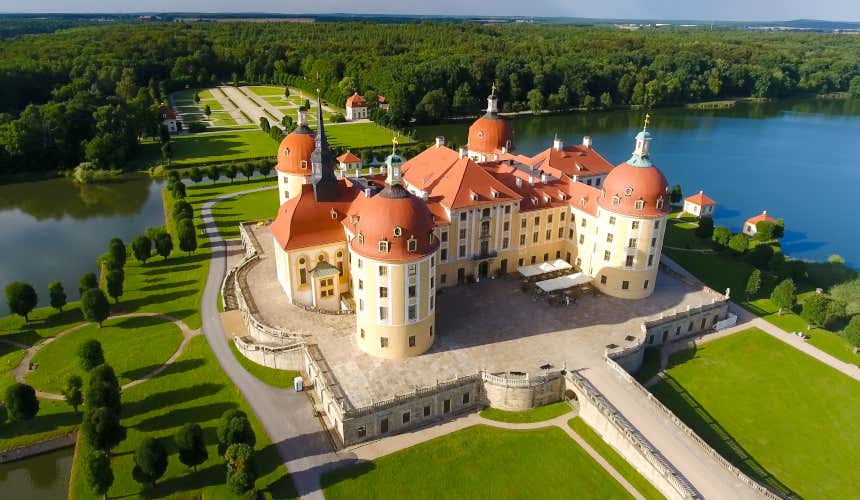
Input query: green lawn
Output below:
<box><xmin>26</xmin><ymin>316</ymin><xmax>183</xmax><ymax>394</ymax></box>
<box><xmin>228</xmin><ymin>341</ymin><xmax>299</xmax><ymax>389</ymax></box>
<box><xmin>568</xmin><ymin>418</ymin><xmax>665</xmax><ymax>500</ymax></box>
<box><xmin>211</xmin><ymin>188</ymin><xmax>278</xmax><ymax>239</ymax></box>
<box><xmin>247</xmin><ymin>85</ymin><xmax>289</xmax><ymax>97</ymax></box>
<box><xmin>650</xmin><ymin>328</ymin><xmax>860</xmax><ymax>499</ymax></box>
<box><xmin>326</xmin><ymin>122</ymin><xmax>415</xmax><ymax>149</ymax></box>
<box><xmin>69</xmin><ymin>336</ymin><xmax>295</xmax><ymax>500</ymax></box>
<box><xmin>479</xmin><ymin>401</ymin><xmax>571</xmax><ymax>423</ymax></box>
<box><xmin>130</xmin><ymin>130</ymin><xmax>276</xmax><ymax>169</ymax></box>
<box><xmin>322</xmin><ymin>425</ymin><xmax>632</xmax><ymax>500</ymax></box>
<box><xmin>0</xmin><ymin>304</ymin><xmax>84</xmax><ymax>346</ymax></box>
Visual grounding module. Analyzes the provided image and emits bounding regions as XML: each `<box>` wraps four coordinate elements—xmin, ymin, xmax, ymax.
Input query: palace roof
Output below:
<box><xmin>685</xmin><ymin>191</ymin><xmax>716</xmax><ymax>207</ymax></box>
<box><xmin>337</xmin><ymin>151</ymin><xmax>362</xmax><ymax>164</ymax></box>
<box><xmin>346</xmin><ymin>93</ymin><xmax>367</xmax><ymax>107</ymax></box>
<box><xmin>745</xmin><ymin>211</ymin><xmax>775</xmax><ymax>226</ymax></box>
<box><xmin>271</xmin><ymin>181</ymin><xmax>358</xmax><ymax>251</ymax></box>
<box><xmin>530</xmin><ymin>144</ymin><xmax>614</xmax><ymax>179</ymax></box>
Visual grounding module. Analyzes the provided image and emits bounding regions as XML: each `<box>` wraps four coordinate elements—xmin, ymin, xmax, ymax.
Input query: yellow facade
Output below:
<box><xmin>277</xmin><ymin>171</ymin><xmax>311</xmax><ymax>204</ymax></box>
<box><xmin>274</xmin><ymin>239</ymin><xmax>351</xmax><ymax>311</ymax></box>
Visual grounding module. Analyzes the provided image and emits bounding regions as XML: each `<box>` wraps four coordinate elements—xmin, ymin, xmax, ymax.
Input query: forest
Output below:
<box><xmin>2</xmin><ymin>20</ymin><xmax>860</xmax><ymax>177</ymax></box>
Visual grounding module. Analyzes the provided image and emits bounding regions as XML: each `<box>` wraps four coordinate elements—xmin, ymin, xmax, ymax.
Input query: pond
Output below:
<box><xmin>416</xmin><ymin>98</ymin><xmax>860</xmax><ymax>268</ymax></box>
<box><xmin>0</xmin><ymin>174</ymin><xmax>166</xmax><ymax>315</ymax></box>
<box><xmin>0</xmin><ymin>447</ymin><xmax>74</xmax><ymax>499</ymax></box>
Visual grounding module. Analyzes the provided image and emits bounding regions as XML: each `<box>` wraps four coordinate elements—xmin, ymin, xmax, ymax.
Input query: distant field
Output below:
<box><xmin>327</xmin><ymin>122</ymin><xmax>415</xmax><ymax>149</ymax></box>
<box><xmin>247</xmin><ymin>85</ymin><xmax>288</xmax><ymax>96</ymax></box>
<box><xmin>651</xmin><ymin>328</ymin><xmax>860</xmax><ymax>499</ymax></box>
<box><xmin>131</xmin><ymin>130</ymin><xmax>275</xmax><ymax>168</ymax></box>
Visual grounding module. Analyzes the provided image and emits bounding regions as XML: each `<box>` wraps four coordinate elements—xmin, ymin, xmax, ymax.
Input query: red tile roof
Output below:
<box><xmin>337</xmin><ymin>151</ymin><xmax>361</xmax><ymax>164</ymax></box>
<box><xmin>275</xmin><ymin>131</ymin><xmax>315</xmax><ymax>174</ymax></box>
<box><xmin>468</xmin><ymin>116</ymin><xmax>513</xmax><ymax>154</ymax></box>
<box><xmin>598</xmin><ymin>162</ymin><xmax>670</xmax><ymax>218</ymax></box>
<box><xmin>426</xmin><ymin>157</ymin><xmax>522</xmax><ymax>209</ymax></box>
<box><xmin>530</xmin><ymin>145</ymin><xmax>614</xmax><ymax>179</ymax></box>
<box><xmin>271</xmin><ymin>181</ymin><xmax>358</xmax><ymax>251</ymax></box>
<box><xmin>745</xmin><ymin>211</ymin><xmax>776</xmax><ymax>226</ymax></box>
<box><xmin>160</xmin><ymin>105</ymin><xmax>177</xmax><ymax>120</ymax></box>
<box><xmin>401</xmin><ymin>145</ymin><xmax>461</xmax><ymax>190</ymax></box>
<box><xmin>346</xmin><ymin>93</ymin><xmax>367</xmax><ymax>107</ymax></box>
<box><xmin>685</xmin><ymin>191</ymin><xmax>716</xmax><ymax>206</ymax></box>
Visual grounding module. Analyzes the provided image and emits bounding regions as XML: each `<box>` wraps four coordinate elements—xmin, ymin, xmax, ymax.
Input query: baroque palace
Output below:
<box><xmin>269</xmin><ymin>91</ymin><xmax>672</xmax><ymax>360</ymax></box>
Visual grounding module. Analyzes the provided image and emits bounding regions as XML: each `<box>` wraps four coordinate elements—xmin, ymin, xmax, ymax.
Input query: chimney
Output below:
<box><xmin>540</xmin><ymin>172</ymin><xmax>549</xmax><ymax>183</ymax></box>
<box><xmin>435</xmin><ymin>136</ymin><xmax>445</xmax><ymax>148</ymax></box>
<box><xmin>501</xmin><ymin>146</ymin><xmax>508</xmax><ymax>154</ymax></box>
<box><xmin>582</xmin><ymin>136</ymin><xmax>592</xmax><ymax>149</ymax></box>
<box><xmin>459</xmin><ymin>147</ymin><xmax>468</xmax><ymax>159</ymax></box>
<box><xmin>355</xmin><ymin>168</ymin><xmax>360</xmax><ymax>177</ymax></box>
<box><xmin>553</xmin><ymin>135</ymin><xmax>564</xmax><ymax>151</ymax></box>
<box><xmin>763</xmin><ymin>210</ymin><xmax>767</xmax><ymax>215</ymax></box>
<box><xmin>528</xmin><ymin>175</ymin><xmax>535</xmax><ymax>185</ymax></box>
<box><xmin>364</xmin><ymin>187</ymin><xmax>373</xmax><ymax>198</ymax></box>
<box><xmin>369</xmin><ymin>167</ymin><xmax>375</xmax><ymax>175</ymax></box>
<box><xmin>420</xmin><ymin>190</ymin><xmax>428</xmax><ymax>201</ymax></box>
<box><xmin>515</xmin><ymin>177</ymin><xmax>522</xmax><ymax>187</ymax></box>
<box><xmin>493</xmin><ymin>153</ymin><xmax>499</xmax><ymax>161</ymax></box>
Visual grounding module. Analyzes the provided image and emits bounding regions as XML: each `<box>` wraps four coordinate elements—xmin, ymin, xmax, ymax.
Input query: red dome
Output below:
<box><xmin>349</xmin><ymin>185</ymin><xmax>439</xmax><ymax>262</ymax></box>
<box><xmin>598</xmin><ymin>162</ymin><xmax>670</xmax><ymax>217</ymax></box>
<box><xmin>468</xmin><ymin>116</ymin><xmax>513</xmax><ymax>154</ymax></box>
<box><xmin>275</xmin><ymin>129</ymin><xmax>315</xmax><ymax>175</ymax></box>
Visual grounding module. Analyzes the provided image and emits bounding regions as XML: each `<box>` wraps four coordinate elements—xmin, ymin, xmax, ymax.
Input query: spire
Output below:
<box><xmin>295</xmin><ymin>106</ymin><xmax>311</xmax><ymax>134</ymax></box>
<box><xmin>386</xmin><ymin>137</ymin><xmax>403</xmax><ymax>186</ymax></box>
<box><xmin>310</xmin><ymin>90</ymin><xmax>338</xmax><ymax>201</ymax></box>
<box><xmin>486</xmin><ymin>84</ymin><xmax>499</xmax><ymax>116</ymax></box>
<box><xmin>628</xmin><ymin>113</ymin><xmax>653</xmax><ymax>167</ymax></box>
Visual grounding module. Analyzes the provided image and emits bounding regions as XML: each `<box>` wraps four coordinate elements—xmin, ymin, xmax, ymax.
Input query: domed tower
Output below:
<box><xmin>594</xmin><ymin>116</ymin><xmax>670</xmax><ymax>299</ymax></box>
<box><xmin>349</xmin><ymin>149</ymin><xmax>439</xmax><ymax>359</ymax></box>
<box><xmin>467</xmin><ymin>85</ymin><xmax>513</xmax><ymax>162</ymax></box>
<box><xmin>275</xmin><ymin>107</ymin><xmax>315</xmax><ymax>205</ymax></box>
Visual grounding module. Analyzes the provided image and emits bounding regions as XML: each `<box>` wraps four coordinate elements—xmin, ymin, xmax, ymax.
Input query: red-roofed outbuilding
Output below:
<box><xmin>683</xmin><ymin>190</ymin><xmax>716</xmax><ymax>219</ymax></box>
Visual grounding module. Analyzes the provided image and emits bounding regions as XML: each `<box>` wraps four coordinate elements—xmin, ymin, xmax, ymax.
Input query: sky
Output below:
<box><xmin>1</xmin><ymin>0</ymin><xmax>859</xmax><ymax>22</ymax></box>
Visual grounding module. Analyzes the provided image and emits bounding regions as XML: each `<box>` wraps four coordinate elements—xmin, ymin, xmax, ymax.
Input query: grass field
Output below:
<box><xmin>247</xmin><ymin>85</ymin><xmax>289</xmax><ymax>97</ymax></box>
<box><xmin>228</xmin><ymin>341</ymin><xmax>299</xmax><ymax>389</ymax></box>
<box><xmin>322</xmin><ymin>425</ymin><xmax>632</xmax><ymax>499</ymax></box>
<box><xmin>650</xmin><ymin>328</ymin><xmax>860</xmax><ymax>499</ymax></box>
<box><xmin>131</xmin><ymin>130</ymin><xmax>275</xmax><ymax>169</ymax></box>
<box><xmin>479</xmin><ymin>401</ymin><xmax>571</xmax><ymax>423</ymax></box>
<box><xmin>568</xmin><ymin>418</ymin><xmax>665</xmax><ymax>500</ymax></box>
<box><xmin>326</xmin><ymin>122</ymin><xmax>415</xmax><ymax>150</ymax></box>
<box><xmin>211</xmin><ymin>187</ymin><xmax>278</xmax><ymax>239</ymax></box>
<box><xmin>26</xmin><ymin>315</ymin><xmax>183</xmax><ymax>394</ymax></box>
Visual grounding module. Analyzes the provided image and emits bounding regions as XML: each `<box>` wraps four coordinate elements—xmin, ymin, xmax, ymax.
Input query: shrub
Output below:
<box><xmin>79</xmin><ymin>339</ymin><xmax>105</xmax><ymax>371</ymax></box>
<box><xmin>48</xmin><ymin>281</ymin><xmax>67</xmax><ymax>312</ymax></box>
<box><xmin>770</xmin><ymin>279</ymin><xmax>797</xmax><ymax>313</ymax></box>
<box><xmin>225</xmin><ymin>443</ymin><xmax>256</xmax><ymax>494</ymax></box>
<box><xmin>712</xmin><ymin>226</ymin><xmax>732</xmax><ymax>248</ymax></box>
<box><xmin>694</xmin><ymin>216</ymin><xmax>714</xmax><ymax>239</ymax></box>
<box><xmin>843</xmin><ymin>316</ymin><xmax>860</xmax><ymax>351</ymax></box>
<box><xmin>133</xmin><ymin>437</ymin><xmax>168</xmax><ymax>488</ymax></box>
<box><xmin>4</xmin><ymin>383</ymin><xmax>39</xmax><ymax>421</ymax></box>
<box><xmin>81</xmin><ymin>288</ymin><xmax>110</xmax><ymax>327</ymax></box>
<box><xmin>217</xmin><ymin>409</ymin><xmax>256</xmax><ymax>453</ymax></box>
<box><xmin>745</xmin><ymin>269</ymin><xmax>762</xmax><ymax>298</ymax></box>
<box><xmin>728</xmin><ymin>233</ymin><xmax>749</xmax><ymax>256</ymax></box>
<box><xmin>5</xmin><ymin>281</ymin><xmax>38</xmax><ymax>322</ymax></box>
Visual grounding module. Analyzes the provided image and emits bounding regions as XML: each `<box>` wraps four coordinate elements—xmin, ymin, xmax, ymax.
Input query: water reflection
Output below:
<box><xmin>0</xmin><ymin>447</ymin><xmax>73</xmax><ymax>499</ymax></box>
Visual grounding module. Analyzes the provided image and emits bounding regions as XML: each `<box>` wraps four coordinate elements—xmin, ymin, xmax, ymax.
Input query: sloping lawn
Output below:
<box><xmin>69</xmin><ymin>336</ymin><xmax>295</xmax><ymax>499</ymax></box>
<box><xmin>228</xmin><ymin>341</ymin><xmax>298</xmax><ymax>389</ymax></box>
<box><xmin>479</xmin><ymin>401</ymin><xmax>571</xmax><ymax>423</ymax></box>
<box><xmin>568</xmin><ymin>418</ymin><xmax>665</xmax><ymax>500</ymax></box>
<box><xmin>322</xmin><ymin>425</ymin><xmax>632</xmax><ymax>500</ymax></box>
<box><xmin>211</xmin><ymin>187</ymin><xmax>278</xmax><ymax>239</ymax></box>
<box><xmin>26</xmin><ymin>315</ymin><xmax>183</xmax><ymax>394</ymax></box>
<box><xmin>326</xmin><ymin>122</ymin><xmax>415</xmax><ymax>149</ymax></box>
<box><xmin>130</xmin><ymin>130</ymin><xmax>276</xmax><ymax>168</ymax></box>
<box><xmin>650</xmin><ymin>328</ymin><xmax>860</xmax><ymax>499</ymax></box>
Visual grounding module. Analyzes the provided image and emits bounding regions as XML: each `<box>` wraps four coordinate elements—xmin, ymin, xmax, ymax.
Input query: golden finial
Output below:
<box><xmin>392</xmin><ymin>136</ymin><xmax>399</xmax><ymax>154</ymax></box>
<box><xmin>643</xmin><ymin>113</ymin><xmax>651</xmax><ymax>131</ymax></box>
<box><xmin>491</xmin><ymin>82</ymin><xmax>497</xmax><ymax>96</ymax></box>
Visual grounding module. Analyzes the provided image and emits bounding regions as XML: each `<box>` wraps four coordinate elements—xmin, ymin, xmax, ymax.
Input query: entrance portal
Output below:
<box><xmin>478</xmin><ymin>261</ymin><xmax>489</xmax><ymax>278</ymax></box>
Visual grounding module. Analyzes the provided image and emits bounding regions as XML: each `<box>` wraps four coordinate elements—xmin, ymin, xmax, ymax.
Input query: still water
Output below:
<box><xmin>0</xmin><ymin>447</ymin><xmax>73</xmax><ymax>499</ymax></box>
<box><xmin>417</xmin><ymin>98</ymin><xmax>860</xmax><ymax>268</ymax></box>
<box><xmin>0</xmin><ymin>174</ymin><xmax>166</xmax><ymax>315</ymax></box>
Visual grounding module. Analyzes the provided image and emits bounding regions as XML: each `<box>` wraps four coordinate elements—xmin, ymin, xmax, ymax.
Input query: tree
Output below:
<box><xmin>177</xmin><ymin>218</ymin><xmax>198</xmax><ymax>255</ymax></box>
<box><xmin>770</xmin><ymin>278</ymin><xmax>797</xmax><ymax>314</ymax></box>
<box><xmin>745</xmin><ymin>269</ymin><xmax>762</xmax><ymax>298</ymax></box>
<box><xmin>581</xmin><ymin>94</ymin><xmax>596</xmax><ymax>110</ymax></box>
<box><xmin>85</xmin><ymin>450</ymin><xmax>114</xmax><ymax>500</ymax></box>
<box><xmin>843</xmin><ymin>316</ymin><xmax>860</xmax><ymax>352</ymax></box>
<box><xmin>207</xmin><ymin>165</ymin><xmax>222</xmax><ymax>183</ymax></box>
<box><xmin>79</xmin><ymin>339</ymin><xmax>105</xmax><ymax>371</ymax></box>
<box><xmin>176</xmin><ymin>423</ymin><xmax>208</xmax><ymax>472</ymax></box>
<box><xmin>527</xmin><ymin>88</ymin><xmax>544</xmax><ymax>115</ymax></box>
<box><xmin>746</xmin><ymin>242</ymin><xmax>774</xmax><ymax>268</ymax></box>
<box><xmin>284</xmin><ymin>86</ymin><xmax>290</xmax><ymax>98</ymax></box>
<box><xmin>415</xmin><ymin>89</ymin><xmax>448</xmax><ymax>122</ymax></box>
<box><xmin>694</xmin><ymin>217</ymin><xmax>714</xmax><ymax>239</ymax></box>
<box><xmin>4</xmin><ymin>383</ymin><xmax>39</xmax><ymax>421</ymax></box>
<box><xmin>773</xmin><ymin>218</ymin><xmax>785</xmax><ymax>239</ymax></box>
<box><xmin>240</xmin><ymin>163</ymin><xmax>255</xmax><ymax>181</ymax></box>
<box><xmin>189</xmin><ymin>166</ymin><xmax>203</xmax><ymax>183</ymax></box>
<box><xmin>224</xmin><ymin>164</ymin><xmax>237</xmax><ymax>184</ymax></box>
<box><xmin>62</xmin><ymin>374</ymin><xmax>84</xmax><ymax>414</ymax></box>
<box><xmin>258</xmin><ymin>163</ymin><xmax>273</xmax><ymax>178</ymax></box>
<box><xmin>755</xmin><ymin>220</ymin><xmax>776</xmax><ymax>241</ymax></box>
<box><xmin>259</xmin><ymin>116</ymin><xmax>270</xmax><ymax>133</ymax></box>
<box><xmin>81</xmin><ymin>288</ymin><xmax>110</xmax><ymax>327</ymax></box>
<box><xmin>169</xmin><ymin>179</ymin><xmax>186</xmax><ymax>199</ymax></box>
<box><xmin>5</xmin><ymin>282</ymin><xmax>37</xmax><ymax>322</ymax></box>
<box><xmin>155</xmin><ymin>231</ymin><xmax>174</xmax><ymax>260</ymax></box>
<box><xmin>225</xmin><ymin>442</ymin><xmax>256</xmax><ymax>495</ymax></box>
<box><xmin>204</xmin><ymin>104</ymin><xmax>211</xmax><ymax>116</ymax></box>
<box><xmin>79</xmin><ymin>272</ymin><xmax>98</xmax><ymax>295</ymax></box>
<box><xmin>132</xmin><ymin>235</ymin><xmax>152</xmax><ymax>263</ymax></box>
<box><xmin>133</xmin><ymin>437</ymin><xmax>168</xmax><ymax>488</ymax></box>
<box><xmin>728</xmin><ymin>234</ymin><xmax>749</xmax><ymax>256</ymax></box>
<box><xmin>83</xmin><ymin>406</ymin><xmax>126</xmax><ymax>452</ymax></box>
<box><xmin>86</xmin><ymin>364</ymin><xmax>121</xmax><ymax>413</ymax></box>
<box><xmin>670</xmin><ymin>185</ymin><xmax>683</xmax><ymax>204</ymax></box>
<box><xmin>281</xmin><ymin>114</ymin><xmax>293</xmax><ymax>131</ymax></box>
<box><xmin>159</xmin><ymin>123</ymin><xmax>171</xmax><ymax>144</ymax></box>
<box><xmin>161</xmin><ymin>142</ymin><xmax>172</xmax><ymax>164</ymax></box>
<box><xmin>712</xmin><ymin>227</ymin><xmax>732</xmax><ymax>248</ymax></box>
<box><xmin>48</xmin><ymin>281</ymin><xmax>67</xmax><ymax>312</ymax></box>
<box><xmin>172</xmin><ymin>200</ymin><xmax>193</xmax><ymax>220</ymax></box>
<box><xmin>105</xmin><ymin>267</ymin><xmax>124</xmax><ymax>303</ymax></box>
<box><xmin>217</xmin><ymin>409</ymin><xmax>256</xmax><ymax>453</ymax></box>
<box><xmin>0</xmin><ymin>404</ymin><xmax>6</xmax><ymax>425</ymax></box>
<box><xmin>108</xmin><ymin>238</ymin><xmax>127</xmax><ymax>268</ymax></box>
<box><xmin>599</xmin><ymin>91</ymin><xmax>613</xmax><ymax>109</ymax></box>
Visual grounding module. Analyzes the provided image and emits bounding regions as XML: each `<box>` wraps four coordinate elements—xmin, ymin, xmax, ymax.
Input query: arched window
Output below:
<box><xmin>298</xmin><ymin>257</ymin><xmax>308</xmax><ymax>285</ymax></box>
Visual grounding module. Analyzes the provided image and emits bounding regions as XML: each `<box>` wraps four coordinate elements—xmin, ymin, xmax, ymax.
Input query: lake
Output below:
<box><xmin>0</xmin><ymin>447</ymin><xmax>74</xmax><ymax>499</ymax></box>
<box><xmin>416</xmin><ymin>98</ymin><xmax>860</xmax><ymax>269</ymax></box>
<box><xmin>0</xmin><ymin>174</ymin><xmax>166</xmax><ymax>315</ymax></box>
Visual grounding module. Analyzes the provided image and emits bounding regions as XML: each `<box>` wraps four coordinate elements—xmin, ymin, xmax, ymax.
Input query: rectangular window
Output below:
<box><xmin>462</xmin><ymin>392</ymin><xmax>470</xmax><ymax>404</ymax></box>
<box><xmin>460</xmin><ymin>212</ymin><xmax>467</xmax><ymax>221</ymax></box>
<box><xmin>408</xmin><ymin>335</ymin><xmax>416</xmax><ymax>347</ymax></box>
<box><xmin>503</xmin><ymin>221</ymin><xmax>510</xmax><ymax>232</ymax></box>
<box><xmin>503</xmin><ymin>237</ymin><xmax>509</xmax><ymax>249</ymax></box>
<box><xmin>379</xmin><ymin>266</ymin><xmax>387</xmax><ymax>276</ymax></box>
<box><xmin>579</xmin><ymin>234</ymin><xmax>585</xmax><ymax>244</ymax></box>
<box><xmin>581</xmin><ymin>219</ymin><xmax>587</xmax><ymax>228</ymax></box>
<box><xmin>357</xmin><ymin>426</ymin><xmax>367</xmax><ymax>438</ymax></box>
<box><xmin>443</xmin><ymin>399</ymin><xmax>451</xmax><ymax>413</ymax></box>
<box><xmin>548</xmin><ymin>214</ymin><xmax>553</xmax><ymax>223</ymax></box>
<box><xmin>609</xmin><ymin>216</ymin><xmax>616</xmax><ymax>225</ymax></box>
<box><xmin>424</xmin><ymin>405</ymin><xmax>431</xmax><ymax>417</ymax></box>
<box><xmin>518</xmin><ymin>258</ymin><xmax>524</xmax><ymax>266</ymax></box>
<box><xmin>651</xmin><ymin>237</ymin><xmax>657</xmax><ymax>248</ymax></box>
<box><xmin>521</xmin><ymin>218</ymin><xmax>527</xmax><ymax>228</ymax></box>
<box><xmin>604</xmin><ymin>250</ymin><xmax>611</xmax><ymax>261</ymax></box>
<box><xmin>408</xmin><ymin>305</ymin><xmax>417</xmax><ymax>320</ymax></box>
<box><xmin>357</xmin><ymin>258</ymin><xmax>363</xmax><ymax>269</ymax></box>
<box><xmin>430</xmin><ymin>277</ymin><xmax>435</xmax><ymax>289</ymax></box>
<box><xmin>441</xmin><ymin>231</ymin><xmax>448</xmax><ymax>242</ymax></box>
<box><xmin>629</xmin><ymin>238</ymin><xmax>637</xmax><ymax>249</ymax></box>
<box><xmin>654</xmin><ymin>220</ymin><xmax>661</xmax><ymax>229</ymax></box>
<box><xmin>600</xmin><ymin>275</ymin><xmax>607</xmax><ymax>284</ymax></box>
<box><xmin>558</xmin><ymin>228</ymin><xmax>564</xmax><ymax>238</ymax></box>
<box><xmin>648</xmin><ymin>254</ymin><xmax>654</xmax><ymax>266</ymax></box>
<box><xmin>533</xmin><ymin>232</ymin><xmax>539</xmax><ymax>243</ymax></box>
<box><xmin>569</xmin><ymin>229</ymin><xmax>574</xmax><ymax>239</ymax></box>
<box><xmin>358</xmin><ymin>279</ymin><xmax>364</xmax><ymax>290</ymax></box>
<box><xmin>545</xmin><ymin>229</ymin><xmax>551</xmax><ymax>240</ymax></box>
<box><xmin>505</xmin><ymin>205</ymin><xmax>511</xmax><ymax>214</ymax></box>
<box><xmin>359</xmin><ymin>299</ymin><xmax>364</xmax><ymax>311</ymax></box>
<box><xmin>430</xmin><ymin>296</ymin><xmax>434</xmax><ymax>310</ymax></box>
<box><xmin>459</xmin><ymin>245</ymin><xmax>466</xmax><ymax>257</ymax></box>
<box><xmin>379</xmin><ymin>307</ymin><xmax>388</xmax><ymax>320</ymax></box>
<box><xmin>379</xmin><ymin>286</ymin><xmax>388</xmax><ymax>298</ymax></box>
<box><xmin>299</xmin><ymin>268</ymin><xmax>307</xmax><ymax>285</ymax></box>
<box><xmin>459</xmin><ymin>228</ymin><xmax>466</xmax><ymax>239</ymax></box>
<box><xmin>560</xmin><ymin>211</ymin><xmax>566</xmax><ymax>221</ymax></box>
<box><xmin>402</xmin><ymin>412</ymin><xmax>411</xmax><ymax>424</ymax></box>
<box><xmin>626</xmin><ymin>255</ymin><xmax>634</xmax><ymax>267</ymax></box>
<box><xmin>534</xmin><ymin>216</ymin><xmax>540</xmax><ymax>225</ymax></box>
<box><xmin>408</xmin><ymin>264</ymin><xmax>417</xmax><ymax>276</ymax></box>
<box><xmin>380</xmin><ymin>418</ymin><xmax>389</xmax><ymax>433</ymax></box>
<box><xmin>606</xmin><ymin>233</ymin><xmax>614</xmax><ymax>243</ymax></box>
<box><xmin>408</xmin><ymin>285</ymin><xmax>416</xmax><ymax>298</ymax></box>
<box><xmin>622</xmin><ymin>280</ymin><xmax>630</xmax><ymax>290</ymax></box>
<box><xmin>380</xmin><ymin>337</ymin><xmax>389</xmax><ymax>347</ymax></box>
<box><xmin>441</xmin><ymin>248</ymin><xmax>448</xmax><ymax>260</ymax></box>
<box><xmin>644</xmin><ymin>280</ymin><xmax>650</xmax><ymax>289</ymax></box>
<box><xmin>543</xmin><ymin>253</ymin><xmax>549</xmax><ymax>262</ymax></box>
<box><xmin>520</xmin><ymin>234</ymin><xmax>526</xmax><ymax>245</ymax></box>
<box><xmin>631</xmin><ymin>221</ymin><xmax>640</xmax><ymax>230</ymax></box>
<box><xmin>441</xmin><ymin>274</ymin><xmax>447</xmax><ymax>284</ymax></box>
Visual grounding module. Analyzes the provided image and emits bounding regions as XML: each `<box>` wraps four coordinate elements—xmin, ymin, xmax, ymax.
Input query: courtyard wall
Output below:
<box><xmin>481</xmin><ymin>371</ymin><xmax>565</xmax><ymax>411</ymax></box>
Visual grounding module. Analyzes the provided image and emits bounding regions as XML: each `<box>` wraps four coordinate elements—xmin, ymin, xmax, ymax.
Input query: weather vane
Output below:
<box><xmin>392</xmin><ymin>136</ymin><xmax>399</xmax><ymax>154</ymax></box>
<box><xmin>643</xmin><ymin>113</ymin><xmax>651</xmax><ymax>131</ymax></box>
<box><xmin>491</xmin><ymin>82</ymin><xmax>496</xmax><ymax>96</ymax></box>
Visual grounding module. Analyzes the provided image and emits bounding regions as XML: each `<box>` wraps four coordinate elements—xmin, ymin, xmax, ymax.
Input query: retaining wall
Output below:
<box><xmin>481</xmin><ymin>371</ymin><xmax>565</xmax><ymax>411</ymax></box>
<box><xmin>0</xmin><ymin>431</ymin><xmax>77</xmax><ymax>464</ymax></box>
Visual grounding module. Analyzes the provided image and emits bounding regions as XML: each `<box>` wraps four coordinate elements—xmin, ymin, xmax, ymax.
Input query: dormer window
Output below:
<box><xmin>634</xmin><ymin>199</ymin><xmax>645</xmax><ymax>210</ymax></box>
<box><xmin>477</xmin><ymin>131</ymin><xmax>485</xmax><ymax>138</ymax></box>
<box><xmin>330</xmin><ymin>209</ymin><xmax>338</xmax><ymax>220</ymax></box>
<box><xmin>656</xmin><ymin>197</ymin><xmax>665</xmax><ymax>209</ymax></box>
<box><xmin>393</xmin><ymin>226</ymin><xmax>403</xmax><ymax>238</ymax></box>
<box><xmin>358</xmin><ymin>233</ymin><xmax>365</xmax><ymax>245</ymax></box>
<box><xmin>612</xmin><ymin>195</ymin><xmax>621</xmax><ymax>207</ymax></box>
<box><xmin>300</xmin><ymin>160</ymin><xmax>308</xmax><ymax>169</ymax></box>
<box><xmin>378</xmin><ymin>239</ymin><xmax>389</xmax><ymax>253</ymax></box>
<box><xmin>580</xmin><ymin>197</ymin><xmax>586</xmax><ymax>206</ymax></box>
<box><xmin>470</xmin><ymin>191</ymin><xmax>479</xmax><ymax>201</ymax></box>
<box><xmin>407</xmin><ymin>236</ymin><xmax>418</xmax><ymax>253</ymax></box>
<box><xmin>491</xmin><ymin>189</ymin><xmax>499</xmax><ymax>198</ymax></box>
<box><xmin>283</xmin><ymin>147</ymin><xmax>290</xmax><ymax>156</ymax></box>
